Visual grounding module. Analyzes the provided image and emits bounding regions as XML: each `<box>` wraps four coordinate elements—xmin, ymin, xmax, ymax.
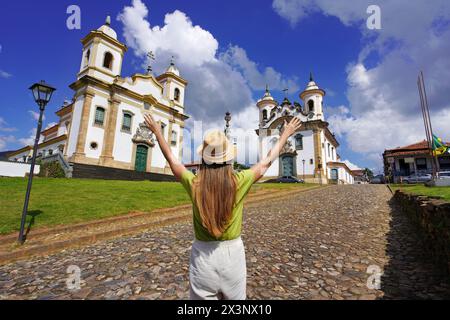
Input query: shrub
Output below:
<box><xmin>39</xmin><ymin>161</ymin><xmax>66</xmax><ymax>178</ymax></box>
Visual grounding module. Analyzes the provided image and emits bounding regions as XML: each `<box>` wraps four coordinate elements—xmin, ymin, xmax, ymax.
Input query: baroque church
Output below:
<box><xmin>257</xmin><ymin>75</ymin><xmax>354</xmax><ymax>184</ymax></box>
<box><xmin>8</xmin><ymin>17</ymin><xmax>188</xmax><ymax>179</ymax></box>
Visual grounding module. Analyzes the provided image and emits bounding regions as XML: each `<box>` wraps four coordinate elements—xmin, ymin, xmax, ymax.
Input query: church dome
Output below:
<box><xmin>304</xmin><ymin>80</ymin><xmax>319</xmax><ymax>91</ymax></box>
<box><xmin>304</xmin><ymin>72</ymin><xmax>319</xmax><ymax>91</ymax></box>
<box><xmin>261</xmin><ymin>85</ymin><xmax>274</xmax><ymax>101</ymax></box>
<box><xmin>98</xmin><ymin>16</ymin><xmax>117</xmax><ymax>39</ymax></box>
<box><xmin>166</xmin><ymin>62</ymin><xmax>180</xmax><ymax>76</ymax></box>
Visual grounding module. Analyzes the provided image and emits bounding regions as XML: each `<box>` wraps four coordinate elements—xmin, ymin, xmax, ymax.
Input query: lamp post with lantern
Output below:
<box><xmin>18</xmin><ymin>81</ymin><xmax>56</xmax><ymax>244</ymax></box>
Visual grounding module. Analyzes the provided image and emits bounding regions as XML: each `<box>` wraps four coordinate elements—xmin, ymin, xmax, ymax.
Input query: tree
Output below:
<box><xmin>363</xmin><ymin>168</ymin><xmax>374</xmax><ymax>179</ymax></box>
<box><xmin>233</xmin><ymin>162</ymin><xmax>249</xmax><ymax>171</ymax></box>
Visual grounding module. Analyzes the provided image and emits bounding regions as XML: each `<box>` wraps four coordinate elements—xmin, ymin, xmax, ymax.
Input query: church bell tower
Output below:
<box><xmin>78</xmin><ymin>16</ymin><xmax>127</xmax><ymax>83</ymax></box>
<box><xmin>299</xmin><ymin>73</ymin><xmax>326</xmax><ymax>121</ymax></box>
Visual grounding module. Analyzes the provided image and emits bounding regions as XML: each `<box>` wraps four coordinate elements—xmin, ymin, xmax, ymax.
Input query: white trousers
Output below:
<box><xmin>189</xmin><ymin>236</ymin><xmax>247</xmax><ymax>300</ymax></box>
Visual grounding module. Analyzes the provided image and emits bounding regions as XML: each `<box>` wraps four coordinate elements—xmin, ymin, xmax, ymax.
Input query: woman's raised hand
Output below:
<box><xmin>283</xmin><ymin>117</ymin><xmax>303</xmax><ymax>137</ymax></box>
<box><xmin>144</xmin><ymin>113</ymin><xmax>159</xmax><ymax>134</ymax></box>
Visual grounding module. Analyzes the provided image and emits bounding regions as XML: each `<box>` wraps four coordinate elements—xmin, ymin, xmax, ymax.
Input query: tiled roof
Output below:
<box><xmin>351</xmin><ymin>170</ymin><xmax>365</xmax><ymax>176</ymax></box>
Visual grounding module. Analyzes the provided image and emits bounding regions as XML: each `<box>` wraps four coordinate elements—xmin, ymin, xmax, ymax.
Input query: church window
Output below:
<box><xmin>174</xmin><ymin>88</ymin><xmax>181</xmax><ymax>102</ymax></box>
<box><xmin>84</xmin><ymin>49</ymin><xmax>90</xmax><ymax>67</ymax></box>
<box><xmin>22</xmin><ymin>156</ymin><xmax>26</xmax><ymax>162</ymax></box>
<box><xmin>122</xmin><ymin>113</ymin><xmax>132</xmax><ymax>132</ymax></box>
<box><xmin>94</xmin><ymin>107</ymin><xmax>105</xmax><ymax>126</ymax></box>
<box><xmin>262</xmin><ymin>109</ymin><xmax>268</xmax><ymax>120</ymax></box>
<box><xmin>327</xmin><ymin>143</ymin><xmax>331</xmax><ymax>157</ymax></box>
<box><xmin>171</xmin><ymin>130</ymin><xmax>177</xmax><ymax>146</ymax></box>
<box><xmin>90</xmin><ymin>142</ymin><xmax>98</xmax><ymax>150</ymax></box>
<box><xmin>308</xmin><ymin>100</ymin><xmax>314</xmax><ymax>112</ymax></box>
<box><xmin>48</xmin><ymin>149</ymin><xmax>53</xmax><ymax>155</ymax></box>
<box><xmin>332</xmin><ymin>147</ymin><xmax>335</xmax><ymax>160</ymax></box>
<box><xmin>295</xmin><ymin>134</ymin><xmax>303</xmax><ymax>150</ymax></box>
<box><xmin>310</xmin><ymin>158</ymin><xmax>313</xmax><ymax>165</ymax></box>
<box><xmin>103</xmin><ymin>52</ymin><xmax>114</xmax><ymax>70</ymax></box>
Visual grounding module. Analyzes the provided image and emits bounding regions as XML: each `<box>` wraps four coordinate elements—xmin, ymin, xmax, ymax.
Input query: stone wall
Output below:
<box><xmin>71</xmin><ymin>163</ymin><xmax>176</xmax><ymax>182</ymax></box>
<box><xmin>393</xmin><ymin>190</ymin><xmax>450</xmax><ymax>274</ymax></box>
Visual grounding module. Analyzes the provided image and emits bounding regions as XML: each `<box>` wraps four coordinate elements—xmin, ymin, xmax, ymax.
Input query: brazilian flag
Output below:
<box><xmin>432</xmin><ymin>134</ymin><xmax>449</xmax><ymax>156</ymax></box>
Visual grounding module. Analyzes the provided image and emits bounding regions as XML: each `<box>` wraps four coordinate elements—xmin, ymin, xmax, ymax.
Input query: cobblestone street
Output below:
<box><xmin>0</xmin><ymin>185</ymin><xmax>449</xmax><ymax>300</ymax></box>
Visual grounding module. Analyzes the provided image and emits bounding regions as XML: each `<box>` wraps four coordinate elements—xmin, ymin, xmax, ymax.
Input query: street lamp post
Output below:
<box><xmin>224</xmin><ymin>111</ymin><xmax>231</xmax><ymax>139</ymax></box>
<box><xmin>18</xmin><ymin>81</ymin><xmax>56</xmax><ymax>244</ymax></box>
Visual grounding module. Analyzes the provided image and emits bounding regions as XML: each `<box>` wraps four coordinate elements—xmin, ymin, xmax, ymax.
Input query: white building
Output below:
<box><xmin>8</xmin><ymin>17</ymin><xmax>188</xmax><ymax>178</ymax></box>
<box><xmin>257</xmin><ymin>74</ymin><xmax>354</xmax><ymax>184</ymax></box>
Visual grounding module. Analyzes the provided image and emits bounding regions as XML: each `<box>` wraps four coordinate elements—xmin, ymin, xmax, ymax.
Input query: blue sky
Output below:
<box><xmin>1</xmin><ymin>0</ymin><xmax>450</xmax><ymax>172</ymax></box>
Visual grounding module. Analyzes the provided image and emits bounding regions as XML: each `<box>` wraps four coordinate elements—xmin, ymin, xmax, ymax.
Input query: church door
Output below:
<box><xmin>331</xmin><ymin>168</ymin><xmax>338</xmax><ymax>181</ymax></box>
<box><xmin>135</xmin><ymin>145</ymin><xmax>148</xmax><ymax>172</ymax></box>
<box><xmin>281</xmin><ymin>155</ymin><xmax>294</xmax><ymax>177</ymax></box>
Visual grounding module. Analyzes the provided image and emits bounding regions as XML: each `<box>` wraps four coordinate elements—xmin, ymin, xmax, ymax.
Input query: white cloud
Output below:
<box><xmin>28</xmin><ymin>110</ymin><xmax>45</xmax><ymax>122</ymax></box>
<box><xmin>274</xmin><ymin>0</ymin><xmax>450</xmax><ymax>169</ymax></box>
<box><xmin>0</xmin><ymin>70</ymin><xmax>11</xmax><ymax>79</ymax></box>
<box><xmin>220</xmin><ymin>46</ymin><xmax>299</xmax><ymax>91</ymax></box>
<box><xmin>0</xmin><ymin>135</ymin><xmax>16</xmax><ymax>150</ymax></box>
<box><xmin>0</xmin><ymin>117</ymin><xmax>16</xmax><ymax>132</ymax></box>
<box><xmin>18</xmin><ymin>128</ymin><xmax>37</xmax><ymax>146</ymax></box>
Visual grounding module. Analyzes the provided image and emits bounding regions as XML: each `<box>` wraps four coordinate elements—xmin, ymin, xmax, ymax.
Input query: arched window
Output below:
<box><xmin>295</xmin><ymin>134</ymin><xmax>303</xmax><ymax>150</ymax></box>
<box><xmin>94</xmin><ymin>107</ymin><xmax>105</xmax><ymax>126</ymax></box>
<box><xmin>262</xmin><ymin>109</ymin><xmax>268</xmax><ymax>120</ymax></box>
<box><xmin>308</xmin><ymin>100</ymin><xmax>314</xmax><ymax>112</ymax></box>
<box><xmin>103</xmin><ymin>52</ymin><xmax>113</xmax><ymax>70</ymax></box>
<box><xmin>122</xmin><ymin>113</ymin><xmax>132</xmax><ymax>132</ymax></box>
<box><xmin>84</xmin><ymin>49</ymin><xmax>91</xmax><ymax>67</ymax></box>
<box><xmin>174</xmin><ymin>88</ymin><xmax>180</xmax><ymax>102</ymax></box>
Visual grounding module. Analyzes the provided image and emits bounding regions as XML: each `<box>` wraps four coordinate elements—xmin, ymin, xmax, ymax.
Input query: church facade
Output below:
<box><xmin>256</xmin><ymin>75</ymin><xmax>354</xmax><ymax>184</ymax></box>
<box><xmin>8</xmin><ymin>17</ymin><xmax>188</xmax><ymax>177</ymax></box>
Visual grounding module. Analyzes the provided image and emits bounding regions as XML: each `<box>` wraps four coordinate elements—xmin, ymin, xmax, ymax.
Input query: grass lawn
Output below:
<box><xmin>390</xmin><ymin>184</ymin><xmax>450</xmax><ymax>202</ymax></box>
<box><xmin>0</xmin><ymin>177</ymin><xmax>316</xmax><ymax>234</ymax></box>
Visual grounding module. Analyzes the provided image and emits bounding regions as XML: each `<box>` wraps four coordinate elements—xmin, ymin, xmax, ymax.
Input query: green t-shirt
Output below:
<box><xmin>180</xmin><ymin>169</ymin><xmax>255</xmax><ymax>241</ymax></box>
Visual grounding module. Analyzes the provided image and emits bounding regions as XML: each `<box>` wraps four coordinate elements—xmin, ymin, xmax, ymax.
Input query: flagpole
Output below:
<box><xmin>418</xmin><ymin>71</ymin><xmax>437</xmax><ymax>179</ymax></box>
<box><xmin>421</xmin><ymin>72</ymin><xmax>441</xmax><ymax>175</ymax></box>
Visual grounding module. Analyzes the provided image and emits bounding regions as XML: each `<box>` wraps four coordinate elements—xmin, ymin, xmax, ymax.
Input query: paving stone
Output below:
<box><xmin>0</xmin><ymin>185</ymin><xmax>449</xmax><ymax>300</ymax></box>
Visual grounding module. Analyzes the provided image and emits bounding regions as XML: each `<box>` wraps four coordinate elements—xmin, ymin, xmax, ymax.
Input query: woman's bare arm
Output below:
<box><xmin>251</xmin><ymin>117</ymin><xmax>303</xmax><ymax>182</ymax></box>
<box><xmin>144</xmin><ymin>114</ymin><xmax>187</xmax><ymax>180</ymax></box>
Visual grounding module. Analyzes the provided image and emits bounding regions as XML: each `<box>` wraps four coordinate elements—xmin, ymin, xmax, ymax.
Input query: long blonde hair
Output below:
<box><xmin>193</xmin><ymin>163</ymin><xmax>237</xmax><ymax>238</ymax></box>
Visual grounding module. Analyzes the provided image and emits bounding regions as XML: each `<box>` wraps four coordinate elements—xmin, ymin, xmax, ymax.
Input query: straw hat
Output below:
<box><xmin>197</xmin><ymin>130</ymin><xmax>236</xmax><ymax>164</ymax></box>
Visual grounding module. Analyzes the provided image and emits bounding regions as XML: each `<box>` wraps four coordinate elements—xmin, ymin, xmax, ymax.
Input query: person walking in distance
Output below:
<box><xmin>144</xmin><ymin>113</ymin><xmax>303</xmax><ymax>300</ymax></box>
